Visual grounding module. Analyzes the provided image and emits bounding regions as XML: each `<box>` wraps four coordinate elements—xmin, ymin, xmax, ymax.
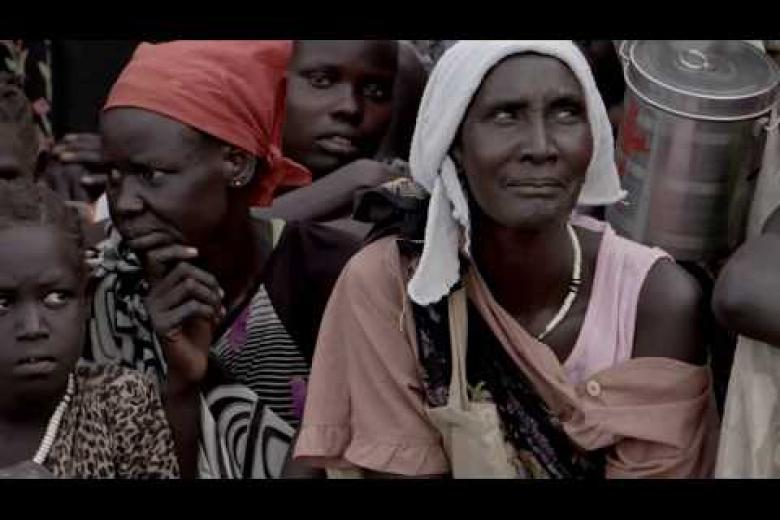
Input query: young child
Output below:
<box><xmin>0</xmin><ymin>179</ymin><xmax>179</xmax><ymax>478</ymax></box>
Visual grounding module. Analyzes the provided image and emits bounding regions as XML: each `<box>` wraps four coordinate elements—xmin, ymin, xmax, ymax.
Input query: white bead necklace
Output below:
<box><xmin>536</xmin><ymin>223</ymin><xmax>582</xmax><ymax>341</ymax></box>
<box><xmin>31</xmin><ymin>373</ymin><xmax>75</xmax><ymax>466</ymax></box>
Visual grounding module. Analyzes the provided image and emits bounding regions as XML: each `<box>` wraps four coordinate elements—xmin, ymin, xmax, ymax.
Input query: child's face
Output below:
<box><xmin>0</xmin><ymin>225</ymin><xmax>85</xmax><ymax>407</ymax></box>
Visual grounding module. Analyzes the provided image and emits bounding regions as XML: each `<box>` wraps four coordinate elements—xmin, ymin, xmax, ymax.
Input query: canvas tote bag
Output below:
<box><xmin>424</xmin><ymin>284</ymin><xmax>518</xmax><ymax>478</ymax></box>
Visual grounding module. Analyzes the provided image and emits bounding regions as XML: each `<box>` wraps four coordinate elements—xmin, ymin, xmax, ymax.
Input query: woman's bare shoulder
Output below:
<box><xmin>634</xmin><ymin>259</ymin><xmax>707</xmax><ymax>365</ymax></box>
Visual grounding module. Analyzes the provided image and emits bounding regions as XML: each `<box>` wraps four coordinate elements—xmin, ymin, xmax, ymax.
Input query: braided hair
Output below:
<box><xmin>0</xmin><ymin>72</ymin><xmax>39</xmax><ymax>179</ymax></box>
<box><xmin>0</xmin><ymin>178</ymin><xmax>86</xmax><ymax>279</ymax></box>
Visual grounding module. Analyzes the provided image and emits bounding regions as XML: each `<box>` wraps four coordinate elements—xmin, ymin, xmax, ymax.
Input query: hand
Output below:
<box><xmin>336</xmin><ymin>158</ymin><xmax>405</xmax><ymax>192</ymax></box>
<box><xmin>42</xmin><ymin>133</ymin><xmax>108</xmax><ymax>203</ymax></box>
<box><xmin>138</xmin><ymin>233</ymin><xmax>225</xmax><ymax>384</ymax></box>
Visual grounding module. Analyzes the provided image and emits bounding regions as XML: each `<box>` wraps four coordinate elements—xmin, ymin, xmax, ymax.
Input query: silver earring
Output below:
<box><xmin>230</xmin><ymin>157</ymin><xmax>257</xmax><ymax>188</ymax></box>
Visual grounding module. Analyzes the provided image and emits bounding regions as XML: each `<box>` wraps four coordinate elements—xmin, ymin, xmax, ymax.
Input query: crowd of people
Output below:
<box><xmin>0</xmin><ymin>38</ymin><xmax>778</xmax><ymax>479</ymax></box>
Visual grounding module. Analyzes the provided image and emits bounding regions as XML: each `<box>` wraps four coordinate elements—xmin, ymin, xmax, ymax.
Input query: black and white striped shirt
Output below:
<box><xmin>213</xmin><ymin>285</ymin><xmax>310</xmax><ymax>427</ymax></box>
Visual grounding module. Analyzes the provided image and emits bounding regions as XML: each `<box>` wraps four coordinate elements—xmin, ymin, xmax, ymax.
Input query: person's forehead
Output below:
<box><xmin>476</xmin><ymin>54</ymin><xmax>584</xmax><ymax>101</ymax></box>
<box><xmin>293</xmin><ymin>40</ymin><xmax>397</xmax><ymax>72</ymax></box>
<box><xmin>0</xmin><ymin>225</ymin><xmax>81</xmax><ymax>284</ymax></box>
<box><xmin>101</xmin><ymin>108</ymin><xmax>202</xmax><ymax>160</ymax></box>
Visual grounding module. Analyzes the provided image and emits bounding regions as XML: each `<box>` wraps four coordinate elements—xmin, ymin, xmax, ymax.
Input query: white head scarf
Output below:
<box><xmin>407</xmin><ymin>40</ymin><xmax>626</xmax><ymax>306</ymax></box>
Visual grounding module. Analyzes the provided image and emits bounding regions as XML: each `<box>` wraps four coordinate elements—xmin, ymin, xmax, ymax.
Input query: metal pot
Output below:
<box><xmin>615</xmin><ymin>39</ymin><xmax>636</xmax><ymax>68</ymax></box>
<box><xmin>605</xmin><ymin>40</ymin><xmax>780</xmax><ymax>262</ymax></box>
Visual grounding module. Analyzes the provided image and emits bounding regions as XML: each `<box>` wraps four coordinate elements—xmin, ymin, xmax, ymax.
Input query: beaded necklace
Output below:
<box><xmin>536</xmin><ymin>223</ymin><xmax>582</xmax><ymax>341</ymax></box>
<box><xmin>31</xmin><ymin>373</ymin><xmax>75</xmax><ymax>466</ymax></box>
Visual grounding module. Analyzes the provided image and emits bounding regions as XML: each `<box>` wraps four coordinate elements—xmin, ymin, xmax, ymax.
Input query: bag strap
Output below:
<box><xmin>447</xmin><ymin>285</ymin><xmax>469</xmax><ymax>411</ymax></box>
<box><xmin>396</xmin><ymin>237</ymin><xmax>472</xmax><ymax>411</ymax></box>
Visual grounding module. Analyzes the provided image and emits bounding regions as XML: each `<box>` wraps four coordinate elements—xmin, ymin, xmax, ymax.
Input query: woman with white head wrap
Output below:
<box><xmin>406</xmin><ymin>40</ymin><xmax>624</xmax><ymax>306</ymax></box>
<box><xmin>294</xmin><ymin>41</ymin><xmax>719</xmax><ymax>478</ymax></box>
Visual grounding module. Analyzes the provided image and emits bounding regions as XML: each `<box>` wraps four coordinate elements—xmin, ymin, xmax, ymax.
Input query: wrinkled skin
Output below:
<box><xmin>453</xmin><ymin>54</ymin><xmax>593</xmax><ymax>231</ymax></box>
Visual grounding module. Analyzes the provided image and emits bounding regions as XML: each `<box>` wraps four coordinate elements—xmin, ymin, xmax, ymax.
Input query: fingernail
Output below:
<box><xmin>218</xmin><ymin>288</ymin><xmax>225</xmax><ymax>299</ymax></box>
<box><xmin>220</xmin><ymin>305</ymin><xmax>227</xmax><ymax>317</ymax></box>
<box><xmin>185</xmin><ymin>247</ymin><xmax>198</xmax><ymax>256</ymax></box>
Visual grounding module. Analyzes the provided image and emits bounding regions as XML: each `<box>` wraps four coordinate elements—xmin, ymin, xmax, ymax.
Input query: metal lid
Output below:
<box><xmin>618</xmin><ymin>40</ymin><xmax>635</xmax><ymax>63</ymax></box>
<box><xmin>626</xmin><ymin>40</ymin><xmax>780</xmax><ymax>121</ymax></box>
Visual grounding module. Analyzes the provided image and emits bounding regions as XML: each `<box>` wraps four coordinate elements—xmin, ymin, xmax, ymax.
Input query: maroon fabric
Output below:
<box><xmin>104</xmin><ymin>40</ymin><xmax>311</xmax><ymax>206</ymax></box>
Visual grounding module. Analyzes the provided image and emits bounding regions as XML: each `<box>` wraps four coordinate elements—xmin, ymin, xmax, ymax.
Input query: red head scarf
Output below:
<box><xmin>103</xmin><ymin>40</ymin><xmax>311</xmax><ymax>206</ymax></box>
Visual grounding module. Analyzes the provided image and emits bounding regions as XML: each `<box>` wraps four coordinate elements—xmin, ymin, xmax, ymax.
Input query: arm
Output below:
<box><xmin>712</xmin><ymin>206</ymin><xmax>780</xmax><ymax>345</ymax></box>
<box><xmin>141</xmin><ymin>240</ymin><xmax>225</xmax><ymax>479</ymax></box>
<box><xmin>280</xmin><ymin>429</ymin><xmax>326</xmax><ymax>478</ymax></box>
<box><xmin>42</xmin><ymin>133</ymin><xmax>107</xmax><ymax>203</ymax></box>
<box><xmin>148</xmin><ymin>269</ymin><xmax>219</xmax><ymax>479</ymax></box>
<box><xmin>633</xmin><ymin>259</ymin><xmax>708</xmax><ymax>365</ymax></box>
<box><xmin>263</xmin><ymin>159</ymin><xmax>402</xmax><ymax>222</ymax></box>
<box><xmin>292</xmin><ymin>238</ymin><xmax>449</xmax><ymax>477</ymax></box>
<box><xmin>604</xmin><ymin>259</ymin><xmax>716</xmax><ymax>478</ymax></box>
<box><xmin>161</xmin><ymin>371</ymin><xmax>202</xmax><ymax>479</ymax></box>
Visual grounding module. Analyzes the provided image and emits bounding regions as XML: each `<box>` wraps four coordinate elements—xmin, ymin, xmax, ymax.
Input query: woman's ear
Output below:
<box><xmin>222</xmin><ymin>145</ymin><xmax>257</xmax><ymax>188</ymax></box>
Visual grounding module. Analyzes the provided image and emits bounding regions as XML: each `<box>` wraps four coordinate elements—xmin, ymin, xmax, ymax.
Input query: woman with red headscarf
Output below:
<box><xmin>84</xmin><ymin>41</ymin><xmax>360</xmax><ymax>478</ymax></box>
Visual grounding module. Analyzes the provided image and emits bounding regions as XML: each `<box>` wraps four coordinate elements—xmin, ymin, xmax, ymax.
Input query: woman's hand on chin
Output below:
<box><xmin>142</xmin><ymin>243</ymin><xmax>225</xmax><ymax>386</ymax></box>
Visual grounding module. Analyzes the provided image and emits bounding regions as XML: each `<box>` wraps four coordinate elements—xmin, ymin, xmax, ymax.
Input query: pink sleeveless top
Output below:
<box><xmin>296</xmin><ymin>217</ymin><xmax>718</xmax><ymax>477</ymax></box>
<box><xmin>563</xmin><ymin>215</ymin><xmax>669</xmax><ymax>385</ymax></box>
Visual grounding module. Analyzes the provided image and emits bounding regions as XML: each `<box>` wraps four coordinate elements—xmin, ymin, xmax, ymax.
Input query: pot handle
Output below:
<box><xmin>763</xmin><ymin>97</ymin><xmax>780</xmax><ymax>132</ymax></box>
<box><xmin>765</xmin><ymin>114</ymin><xmax>780</xmax><ymax>132</ymax></box>
<box><xmin>678</xmin><ymin>49</ymin><xmax>714</xmax><ymax>71</ymax></box>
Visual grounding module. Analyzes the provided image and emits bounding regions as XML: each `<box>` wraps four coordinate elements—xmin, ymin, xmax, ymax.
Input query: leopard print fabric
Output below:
<box><xmin>43</xmin><ymin>363</ymin><xmax>179</xmax><ymax>478</ymax></box>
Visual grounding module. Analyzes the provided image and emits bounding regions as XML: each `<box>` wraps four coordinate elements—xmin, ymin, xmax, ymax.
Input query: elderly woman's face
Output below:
<box><xmin>455</xmin><ymin>54</ymin><xmax>593</xmax><ymax>230</ymax></box>
<box><xmin>102</xmin><ymin>108</ymin><xmax>230</xmax><ymax>253</ymax></box>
